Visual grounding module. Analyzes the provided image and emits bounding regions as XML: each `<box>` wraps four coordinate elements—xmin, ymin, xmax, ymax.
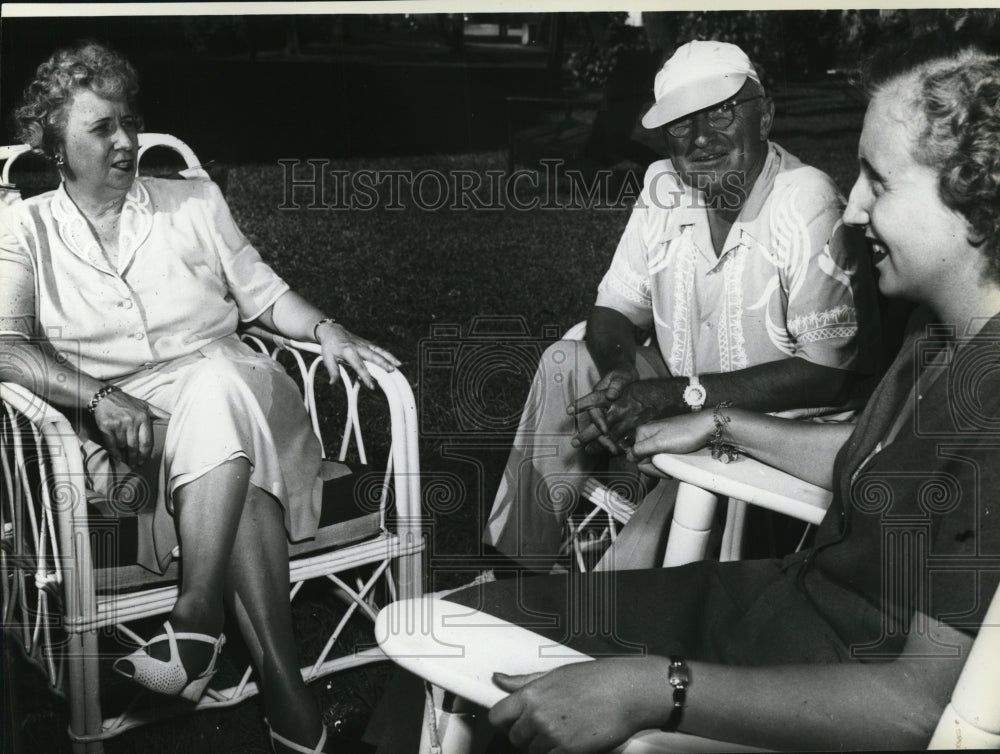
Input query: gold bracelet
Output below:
<box><xmin>312</xmin><ymin>317</ymin><xmax>337</xmax><ymax>342</ymax></box>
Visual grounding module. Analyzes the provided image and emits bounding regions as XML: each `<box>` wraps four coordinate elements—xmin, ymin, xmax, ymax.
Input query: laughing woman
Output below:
<box><xmin>0</xmin><ymin>42</ymin><xmax>400</xmax><ymax>754</ymax></box>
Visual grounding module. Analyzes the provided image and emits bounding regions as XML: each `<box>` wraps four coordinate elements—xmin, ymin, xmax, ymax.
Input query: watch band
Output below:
<box><xmin>662</xmin><ymin>656</ymin><xmax>691</xmax><ymax>731</ymax></box>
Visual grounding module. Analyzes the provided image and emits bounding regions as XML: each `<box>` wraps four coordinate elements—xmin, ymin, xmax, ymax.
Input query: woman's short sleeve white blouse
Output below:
<box><xmin>0</xmin><ymin>177</ymin><xmax>289</xmax><ymax>380</ymax></box>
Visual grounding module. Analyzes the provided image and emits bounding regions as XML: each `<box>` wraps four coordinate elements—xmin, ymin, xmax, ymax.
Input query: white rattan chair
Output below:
<box><xmin>0</xmin><ymin>135</ymin><xmax>425</xmax><ymax>752</ymax></box>
<box><xmin>557</xmin><ymin>321</ymin><xmax>641</xmax><ymax>570</ymax></box>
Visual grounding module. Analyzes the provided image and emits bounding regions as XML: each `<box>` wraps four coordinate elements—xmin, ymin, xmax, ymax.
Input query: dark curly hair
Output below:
<box><xmin>862</xmin><ymin>30</ymin><xmax>1000</xmax><ymax>283</ymax></box>
<box><xmin>14</xmin><ymin>41</ymin><xmax>141</xmax><ymax>161</ymax></box>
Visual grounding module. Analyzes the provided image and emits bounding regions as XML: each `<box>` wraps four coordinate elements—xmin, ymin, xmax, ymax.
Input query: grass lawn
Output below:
<box><xmin>5</xmin><ymin>81</ymin><xmax>866</xmax><ymax>753</ymax></box>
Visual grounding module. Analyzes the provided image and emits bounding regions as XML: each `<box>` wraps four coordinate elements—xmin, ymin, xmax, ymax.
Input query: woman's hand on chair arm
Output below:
<box><xmin>490</xmin><ymin>657</ymin><xmax>678</xmax><ymax>754</ymax></box>
<box><xmin>629</xmin><ymin>411</ymin><xmax>716</xmax><ymax>459</ymax></box>
<box><xmin>257</xmin><ymin>290</ymin><xmax>401</xmax><ymax>389</ymax></box>
<box><xmin>488</xmin><ymin>614</ymin><xmax>970</xmax><ymax>752</ymax></box>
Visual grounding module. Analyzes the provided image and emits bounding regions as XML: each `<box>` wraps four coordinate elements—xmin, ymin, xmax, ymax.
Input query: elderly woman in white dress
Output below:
<box><xmin>0</xmin><ymin>41</ymin><xmax>399</xmax><ymax>754</ymax></box>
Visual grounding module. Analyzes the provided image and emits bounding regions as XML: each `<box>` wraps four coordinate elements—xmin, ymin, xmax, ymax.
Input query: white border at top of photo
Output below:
<box><xmin>3</xmin><ymin>1</ymin><xmax>992</xmax><ymax>19</ymax></box>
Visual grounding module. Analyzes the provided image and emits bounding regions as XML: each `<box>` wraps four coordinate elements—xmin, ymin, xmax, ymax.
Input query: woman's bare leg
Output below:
<box><xmin>225</xmin><ymin>485</ymin><xmax>325</xmax><ymax>752</ymax></box>
<box><xmin>135</xmin><ymin>456</ymin><xmax>324</xmax><ymax>748</ymax></box>
<box><xmin>172</xmin><ymin>457</ymin><xmax>250</xmax><ymax>627</ymax></box>
<box><xmin>138</xmin><ymin>458</ymin><xmax>251</xmax><ymax>670</ymax></box>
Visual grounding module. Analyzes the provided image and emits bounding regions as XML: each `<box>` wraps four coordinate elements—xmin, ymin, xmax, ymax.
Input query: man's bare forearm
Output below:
<box><xmin>584</xmin><ymin>306</ymin><xmax>641</xmax><ymax>376</ymax></box>
<box><xmin>699</xmin><ymin>357</ymin><xmax>854</xmax><ymax>412</ymax></box>
<box><xmin>639</xmin><ymin>358</ymin><xmax>855</xmax><ymax>418</ymax></box>
<box><xmin>602</xmin><ymin>357</ymin><xmax>858</xmax><ymax>448</ymax></box>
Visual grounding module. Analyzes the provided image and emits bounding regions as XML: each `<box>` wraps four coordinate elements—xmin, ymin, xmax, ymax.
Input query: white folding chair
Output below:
<box><xmin>649</xmin><ymin>450</ymin><xmax>832</xmax><ymax>567</ymax></box>
<box><xmin>0</xmin><ymin>136</ymin><xmax>425</xmax><ymax>752</ymax></box>
<box><xmin>381</xmin><ymin>453</ymin><xmax>1000</xmax><ymax>754</ymax></box>
<box><xmin>377</xmin><ymin>584</ymin><xmax>1000</xmax><ymax>753</ymax></box>
<box><xmin>377</xmin><ymin>596</ymin><xmax>767</xmax><ymax>753</ymax></box>
<box><xmin>380</xmin><ymin>449</ymin><xmax>830</xmax><ymax>753</ymax></box>
<box><xmin>379</xmin><ymin>441</ymin><xmax>1000</xmax><ymax>751</ymax></box>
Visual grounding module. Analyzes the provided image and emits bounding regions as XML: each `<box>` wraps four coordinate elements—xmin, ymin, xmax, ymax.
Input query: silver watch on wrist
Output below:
<box><xmin>682</xmin><ymin>375</ymin><xmax>707</xmax><ymax>412</ymax></box>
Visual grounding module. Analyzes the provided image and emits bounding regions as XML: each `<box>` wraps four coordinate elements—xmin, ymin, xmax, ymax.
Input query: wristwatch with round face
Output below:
<box><xmin>682</xmin><ymin>375</ymin><xmax>707</xmax><ymax>412</ymax></box>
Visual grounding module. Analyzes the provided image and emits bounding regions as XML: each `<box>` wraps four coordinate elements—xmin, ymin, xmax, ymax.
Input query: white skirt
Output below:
<box><xmin>82</xmin><ymin>334</ymin><xmax>323</xmax><ymax>573</ymax></box>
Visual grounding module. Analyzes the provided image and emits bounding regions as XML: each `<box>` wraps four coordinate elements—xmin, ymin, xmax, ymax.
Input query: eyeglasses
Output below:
<box><xmin>663</xmin><ymin>95</ymin><xmax>764</xmax><ymax>138</ymax></box>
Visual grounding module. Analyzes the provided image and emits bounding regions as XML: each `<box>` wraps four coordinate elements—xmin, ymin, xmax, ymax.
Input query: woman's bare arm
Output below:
<box><xmin>631</xmin><ymin>408</ymin><xmax>855</xmax><ymax>489</ymax></box>
<box><xmin>489</xmin><ymin>613</ymin><xmax>970</xmax><ymax>752</ymax></box>
<box><xmin>1</xmin><ymin>253</ymin><xmax>166</xmax><ymax>467</ymax></box>
<box><xmin>255</xmin><ymin>289</ymin><xmax>400</xmax><ymax>389</ymax></box>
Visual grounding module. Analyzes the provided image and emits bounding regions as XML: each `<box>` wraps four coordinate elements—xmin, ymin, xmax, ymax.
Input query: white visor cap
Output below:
<box><xmin>641</xmin><ymin>40</ymin><xmax>761</xmax><ymax>130</ymax></box>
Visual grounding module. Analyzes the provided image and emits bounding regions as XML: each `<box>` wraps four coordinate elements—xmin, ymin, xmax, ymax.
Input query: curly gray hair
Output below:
<box><xmin>15</xmin><ymin>41</ymin><xmax>141</xmax><ymax>160</ymax></box>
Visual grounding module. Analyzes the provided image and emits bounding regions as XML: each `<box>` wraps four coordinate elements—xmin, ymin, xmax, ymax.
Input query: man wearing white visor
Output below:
<box><xmin>483</xmin><ymin>40</ymin><xmax>880</xmax><ymax>571</ymax></box>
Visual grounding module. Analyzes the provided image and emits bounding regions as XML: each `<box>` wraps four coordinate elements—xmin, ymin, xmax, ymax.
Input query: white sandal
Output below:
<box><xmin>112</xmin><ymin>620</ymin><xmax>225</xmax><ymax>701</ymax></box>
<box><xmin>266</xmin><ymin>719</ymin><xmax>328</xmax><ymax>754</ymax></box>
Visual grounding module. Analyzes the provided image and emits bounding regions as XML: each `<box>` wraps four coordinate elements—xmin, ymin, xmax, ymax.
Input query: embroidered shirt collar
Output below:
<box><xmin>51</xmin><ymin>179</ymin><xmax>152</xmax><ymax>274</ymax></box>
<box><xmin>663</xmin><ymin>143</ymin><xmax>782</xmax><ymax>266</ymax></box>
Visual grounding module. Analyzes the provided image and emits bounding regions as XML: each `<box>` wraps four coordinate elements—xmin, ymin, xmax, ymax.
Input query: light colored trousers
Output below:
<box><xmin>482</xmin><ymin>339</ymin><xmax>670</xmax><ymax>566</ymax></box>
